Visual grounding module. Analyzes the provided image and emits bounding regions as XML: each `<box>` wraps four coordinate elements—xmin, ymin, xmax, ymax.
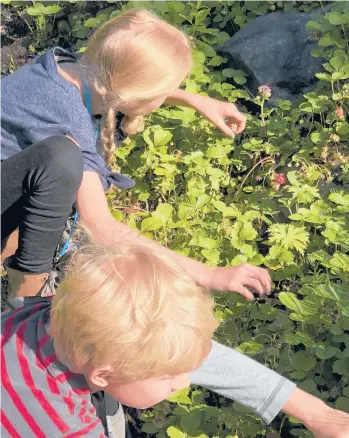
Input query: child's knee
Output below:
<box><xmin>36</xmin><ymin>136</ymin><xmax>84</xmax><ymax>191</ymax></box>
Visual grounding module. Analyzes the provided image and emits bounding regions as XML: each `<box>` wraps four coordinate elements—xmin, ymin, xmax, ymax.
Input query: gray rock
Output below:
<box><xmin>220</xmin><ymin>10</ymin><xmax>326</xmax><ymax>103</ymax></box>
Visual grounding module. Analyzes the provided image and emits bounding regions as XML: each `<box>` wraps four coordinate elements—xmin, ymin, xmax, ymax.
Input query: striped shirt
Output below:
<box><xmin>1</xmin><ymin>298</ymin><xmax>106</xmax><ymax>437</ymax></box>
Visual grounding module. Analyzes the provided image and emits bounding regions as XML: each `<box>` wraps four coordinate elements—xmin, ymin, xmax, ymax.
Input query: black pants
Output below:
<box><xmin>1</xmin><ymin>136</ymin><xmax>83</xmax><ymax>274</ymax></box>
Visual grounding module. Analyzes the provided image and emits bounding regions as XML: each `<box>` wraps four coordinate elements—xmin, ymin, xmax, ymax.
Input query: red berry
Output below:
<box><xmin>274</xmin><ymin>173</ymin><xmax>286</xmax><ymax>185</ymax></box>
<box><xmin>336</xmin><ymin>107</ymin><xmax>344</xmax><ymax>120</ymax></box>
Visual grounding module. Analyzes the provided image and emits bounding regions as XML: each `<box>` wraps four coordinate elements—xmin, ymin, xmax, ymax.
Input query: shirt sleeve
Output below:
<box><xmin>61</xmin><ymin>421</ymin><xmax>106</xmax><ymax>437</ymax></box>
<box><xmin>190</xmin><ymin>340</ymin><xmax>296</xmax><ymax>424</ymax></box>
<box><xmin>81</xmin><ymin>147</ymin><xmax>110</xmax><ymax>190</ymax></box>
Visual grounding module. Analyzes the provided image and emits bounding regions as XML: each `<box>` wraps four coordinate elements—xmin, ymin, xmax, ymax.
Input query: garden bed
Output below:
<box><xmin>1</xmin><ymin>1</ymin><xmax>349</xmax><ymax>437</ymax></box>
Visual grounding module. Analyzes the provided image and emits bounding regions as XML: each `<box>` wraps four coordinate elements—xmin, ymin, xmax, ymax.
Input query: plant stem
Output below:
<box><xmin>260</xmin><ymin>99</ymin><xmax>265</xmax><ymax>126</ymax></box>
<box><xmin>236</xmin><ymin>157</ymin><xmax>273</xmax><ymax>195</ymax></box>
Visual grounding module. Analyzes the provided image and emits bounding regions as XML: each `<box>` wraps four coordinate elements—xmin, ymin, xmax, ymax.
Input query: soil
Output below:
<box><xmin>0</xmin><ymin>1</ymin><xmax>117</xmax><ymax>75</ymax></box>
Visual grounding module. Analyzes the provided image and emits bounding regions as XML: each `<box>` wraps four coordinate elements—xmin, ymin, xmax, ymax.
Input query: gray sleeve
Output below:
<box><xmin>190</xmin><ymin>340</ymin><xmax>296</xmax><ymax>424</ymax></box>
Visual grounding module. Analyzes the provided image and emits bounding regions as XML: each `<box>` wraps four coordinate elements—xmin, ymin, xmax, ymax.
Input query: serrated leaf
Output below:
<box><xmin>141</xmin><ymin>217</ymin><xmax>164</xmax><ymax>232</ymax></box>
<box><xmin>153</xmin><ymin>203</ymin><xmax>173</xmax><ymax>224</ymax></box>
<box><xmin>284</xmin><ymin>331</ymin><xmax>313</xmax><ymax>347</ymax></box>
<box><xmin>143</xmin><ymin>422</ymin><xmax>162</xmax><ymax>433</ymax></box>
<box><xmin>84</xmin><ymin>17</ymin><xmax>100</xmax><ymax>27</ymax></box>
<box><xmin>325</xmin><ymin>11</ymin><xmax>347</xmax><ymax>25</ymax></box>
<box><xmin>335</xmin><ymin>397</ymin><xmax>349</xmax><ymax>413</ymax></box>
<box><xmin>231</xmin><ymin>221</ymin><xmax>257</xmax><ymax>250</ymax></box>
<box><xmin>267</xmin><ymin>245</ymin><xmax>295</xmax><ymax>264</ymax></box>
<box><xmin>330</xmin><ymin>252</ymin><xmax>349</xmax><ymax>273</ymax></box>
<box><xmin>292</xmin><ymin>351</ymin><xmax>317</xmax><ymax>371</ymax></box>
<box><xmin>328</xmin><ymin>191</ymin><xmax>349</xmax><ymax>206</ymax></box>
<box><xmin>333</xmin><ymin>358</ymin><xmax>349</xmax><ymax>375</ymax></box>
<box><xmin>269</xmin><ymin>224</ymin><xmax>309</xmax><ymax>253</ymax></box>
<box><xmin>337</xmin><ymin>123</ymin><xmax>349</xmax><ymax>135</ymax></box>
<box><xmin>180</xmin><ymin>413</ymin><xmax>201</xmax><ymax>435</ymax></box>
<box><xmin>279</xmin><ymin>292</ymin><xmax>304</xmax><ymax>314</ymax></box>
<box><xmin>236</xmin><ymin>341</ymin><xmax>263</xmax><ymax>355</ymax></box>
<box><xmin>222</xmin><ymin>68</ymin><xmax>235</xmax><ymax>78</ymax></box>
<box><xmin>167</xmin><ymin>388</ymin><xmax>192</xmax><ymax>405</ymax></box>
<box><xmin>208</xmin><ymin>55</ymin><xmax>224</xmax><ymax>66</ymax></box>
<box><xmin>196</xmin><ymin>194</ymin><xmax>211</xmax><ymax>209</ymax></box>
<box><xmin>315</xmin><ymin>345</ymin><xmax>337</xmax><ymax>360</ymax></box>
<box><xmin>154</xmin><ymin>129</ymin><xmax>173</xmax><ymax>146</ymax></box>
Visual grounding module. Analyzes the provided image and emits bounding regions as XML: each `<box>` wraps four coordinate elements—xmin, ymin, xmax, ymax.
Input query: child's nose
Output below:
<box><xmin>172</xmin><ymin>374</ymin><xmax>190</xmax><ymax>392</ymax></box>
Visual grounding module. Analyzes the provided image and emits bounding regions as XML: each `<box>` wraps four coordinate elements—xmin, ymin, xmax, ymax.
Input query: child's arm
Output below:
<box><xmin>282</xmin><ymin>388</ymin><xmax>349</xmax><ymax>437</ymax></box>
<box><xmin>165</xmin><ymin>89</ymin><xmax>246</xmax><ymax>136</ymax></box>
<box><xmin>76</xmin><ymin>171</ymin><xmax>271</xmax><ymax>298</ymax></box>
<box><xmin>191</xmin><ymin>341</ymin><xmax>349</xmax><ymax>436</ymax></box>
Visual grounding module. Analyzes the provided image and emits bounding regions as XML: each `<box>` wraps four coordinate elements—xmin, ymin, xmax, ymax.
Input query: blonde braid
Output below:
<box><xmin>121</xmin><ymin>115</ymin><xmax>145</xmax><ymax>136</ymax></box>
<box><xmin>100</xmin><ymin>108</ymin><xmax>145</xmax><ymax>165</ymax></box>
<box><xmin>101</xmin><ymin>107</ymin><xmax>117</xmax><ymax>165</ymax></box>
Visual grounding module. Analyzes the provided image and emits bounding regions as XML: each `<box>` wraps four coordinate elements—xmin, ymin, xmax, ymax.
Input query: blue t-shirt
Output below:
<box><xmin>1</xmin><ymin>47</ymin><xmax>134</xmax><ymax>190</ymax></box>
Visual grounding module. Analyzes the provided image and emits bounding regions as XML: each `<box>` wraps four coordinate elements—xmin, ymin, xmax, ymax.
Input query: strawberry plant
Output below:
<box><xmin>108</xmin><ymin>2</ymin><xmax>349</xmax><ymax>436</ymax></box>
<box><xmin>2</xmin><ymin>0</ymin><xmax>348</xmax><ymax>436</ymax></box>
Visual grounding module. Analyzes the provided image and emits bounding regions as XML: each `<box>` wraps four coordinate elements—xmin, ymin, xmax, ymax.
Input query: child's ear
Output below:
<box><xmin>89</xmin><ymin>366</ymin><xmax>113</xmax><ymax>388</ymax></box>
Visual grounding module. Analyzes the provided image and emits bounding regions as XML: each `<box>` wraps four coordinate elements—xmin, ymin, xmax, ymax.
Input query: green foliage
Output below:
<box><xmin>110</xmin><ymin>2</ymin><xmax>348</xmax><ymax>436</ymax></box>
<box><xmin>3</xmin><ymin>0</ymin><xmax>349</xmax><ymax>435</ymax></box>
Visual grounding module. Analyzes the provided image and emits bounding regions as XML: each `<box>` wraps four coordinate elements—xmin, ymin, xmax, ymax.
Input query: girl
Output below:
<box><xmin>1</xmin><ymin>8</ymin><xmax>270</xmax><ymax>300</ymax></box>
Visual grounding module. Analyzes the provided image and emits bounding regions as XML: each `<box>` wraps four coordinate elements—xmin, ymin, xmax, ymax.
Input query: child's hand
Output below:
<box><xmin>308</xmin><ymin>407</ymin><xmax>349</xmax><ymax>438</ymax></box>
<box><xmin>203</xmin><ymin>264</ymin><xmax>272</xmax><ymax>300</ymax></box>
<box><xmin>194</xmin><ymin>97</ymin><xmax>247</xmax><ymax>136</ymax></box>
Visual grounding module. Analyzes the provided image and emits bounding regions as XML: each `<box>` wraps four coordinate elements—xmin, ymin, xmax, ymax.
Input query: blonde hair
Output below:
<box><xmin>81</xmin><ymin>9</ymin><xmax>192</xmax><ymax>164</ymax></box>
<box><xmin>50</xmin><ymin>244</ymin><xmax>217</xmax><ymax>382</ymax></box>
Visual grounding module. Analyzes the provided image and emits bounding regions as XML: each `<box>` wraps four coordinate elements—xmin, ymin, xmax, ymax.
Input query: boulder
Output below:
<box><xmin>220</xmin><ymin>10</ymin><xmax>325</xmax><ymax>103</ymax></box>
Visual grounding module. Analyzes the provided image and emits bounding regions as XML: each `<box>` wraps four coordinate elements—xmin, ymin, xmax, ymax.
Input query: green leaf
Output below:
<box><xmin>167</xmin><ymin>426</ymin><xmax>186</xmax><ymax>438</ymax></box>
<box><xmin>277</xmin><ymin>99</ymin><xmax>292</xmax><ymax>110</ymax></box>
<box><xmin>333</xmin><ymin>359</ymin><xmax>349</xmax><ymax>375</ymax></box>
<box><xmin>208</xmin><ymin>55</ymin><xmax>224</xmax><ymax>66</ymax></box>
<box><xmin>325</xmin><ymin>11</ymin><xmax>346</xmax><ymax>25</ymax></box>
<box><xmin>111</xmin><ymin>210</ymin><xmax>124</xmax><ymax>221</ymax></box>
<box><xmin>193</xmin><ymin>236</ymin><xmax>218</xmax><ymax>250</ymax></box>
<box><xmin>233</xmin><ymin>75</ymin><xmax>247</xmax><ymax>85</ymax></box>
<box><xmin>287</xmin><ymin>184</ymin><xmax>320</xmax><ymax>204</ymax></box>
<box><xmin>284</xmin><ymin>331</ymin><xmax>313</xmax><ymax>347</ymax></box>
<box><xmin>27</xmin><ymin>2</ymin><xmax>60</xmax><ymax>15</ymax></box>
<box><xmin>315</xmin><ymin>72</ymin><xmax>332</xmax><ymax>82</ymax></box>
<box><xmin>299</xmin><ymin>379</ymin><xmax>317</xmax><ymax>393</ymax></box>
<box><xmin>335</xmin><ymin>397</ymin><xmax>349</xmax><ymax>413</ymax></box>
<box><xmin>196</xmin><ymin>194</ymin><xmax>211</xmax><ymax>209</ymax></box>
<box><xmin>180</xmin><ymin>413</ymin><xmax>201</xmax><ymax>435</ymax></box>
<box><xmin>143</xmin><ymin>422</ymin><xmax>162</xmax><ymax>433</ymax></box>
<box><xmin>292</xmin><ymin>351</ymin><xmax>317</xmax><ymax>371</ymax></box>
<box><xmin>84</xmin><ymin>17</ymin><xmax>100</xmax><ymax>28</ymax></box>
<box><xmin>231</xmin><ymin>221</ymin><xmax>258</xmax><ymax>250</ymax></box>
<box><xmin>154</xmin><ymin>129</ymin><xmax>173</xmax><ymax>146</ymax></box>
<box><xmin>337</xmin><ymin>123</ymin><xmax>349</xmax><ymax>135</ymax></box>
<box><xmin>43</xmin><ymin>4</ymin><xmax>60</xmax><ymax>15</ymax></box>
<box><xmin>267</xmin><ymin>245</ymin><xmax>295</xmax><ymax>264</ymax></box>
<box><xmin>269</xmin><ymin>224</ymin><xmax>310</xmax><ymax>253</ymax></box>
<box><xmin>236</xmin><ymin>341</ymin><xmax>263</xmax><ymax>355</ymax></box>
<box><xmin>153</xmin><ymin>203</ymin><xmax>173</xmax><ymax>224</ymax></box>
<box><xmin>330</xmin><ymin>54</ymin><xmax>347</xmax><ymax>70</ymax></box>
<box><xmin>141</xmin><ymin>217</ymin><xmax>164</xmax><ymax>232</ymax></box>
<box><xmin>279</xmin><ymin>292</ymin><xmax>304</xmax><ymax>314</ymax></box>
<box><xmin>318</xmin><ymin>33</ymin><xmax>335</xmax><ymax>47</ymax></box>
<box><xmin>57</xmin><ymin>20</ymin><xmax>71</xmax><ymax>32</ymax></box>
<box><xmin>167</xmin><ymin>388</ymin><xmax>192</xmax><ymax>405</ymax></box>
<box><xmin>330</xmin><ymin>252</ymin><xmax>349</xmax><ymax>273</ymax></box>
<box><xmin>315</xmin><ymin>345</ymin><xmax>337</xmax><ymax>360</ymax></box>
<box><xmin>340</xmin><ymin>317</ymin><xmax>349</xmax><ymax>330</ymax></box>
<box><xmin>222</xmin><ymin>68</ymin><xmax>235</xmax><ymax>78</ymax></box>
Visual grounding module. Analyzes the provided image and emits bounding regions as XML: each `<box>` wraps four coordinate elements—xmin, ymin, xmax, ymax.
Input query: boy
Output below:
<box><xmin>2</xmin><ymin>244</ymin><xmax>349</xmax><ymax>437</ymax></box>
